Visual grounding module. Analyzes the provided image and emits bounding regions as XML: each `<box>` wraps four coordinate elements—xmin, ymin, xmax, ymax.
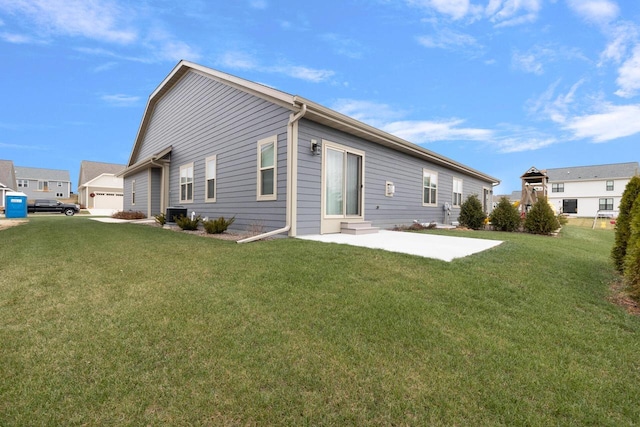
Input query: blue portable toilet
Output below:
<box><xmin>5</xmin><ymin>191</ymin><xmax>28</xmax><ymax>219</ymax></box>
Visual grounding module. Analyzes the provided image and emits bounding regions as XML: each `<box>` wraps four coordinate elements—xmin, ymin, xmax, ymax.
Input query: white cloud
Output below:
<box><xmin>101</xmin><ymin>94</ymin><xmax>140</xmax><ymax>106</ymax></box>
<box><xmin>218</xmin><ymin>51</ymin><xmax>334</xmax><ymax>83</ymax></box>
<box><xmin>92</xmin><ymin>62</ymin><xmax>118</xmax><ymax>73</ymax></box>
<box><xmin>512</xmin><ymin>51</ymin><xmax>544</xmax><ymax>74</ymax></box>
<box><xmin>566</xmin><ymin>0</ymin><xmax>619</xmax><ymax>25</ymax></box>
<box><xmin>615</xmin><ymin>45</ymin><xmax>640</xmax><ymax>98</ymax></box>
<box><xmin>486</xmin><ymin>0</ymin><xmax>542</xmax><ymax>27</ymax></box>
<box><xmin>564</xmin><ymin>103</ymin><xmax>640</xmax><ymax>142</ymax></box>
<box><xmin>0</xmin><ymin>0</ymin><xmax>137</xmax><ymax>44</ymax></box>
<box><xmin>280</xmin><ymin>66</ymin><xmax>334</xmax><ymax>83</ymax></box>
<box><xmin>417</xmin><ymin>28</ymin><xmax>479</xmax><ymax>50</ymax></box>
<box><xmin>218</xmin><ymin>51</ymin><xmax>258</xmax><ymax>70</ymax></box>
<box><xmin>407</xmin><ymin>0</ymin><xmax>473</xmax><ymax>20</ymax></box>
<box><xmin>332</xmin><ymin>99</ymin><xmax>405</xmax><ymax>128</ymax></box>
<box><xmin>532</xmin><ymin>79</ymin><xmax>586</xmax><ymax>124</ymax></box>
<box><xmin>332</xmin><ymin>98</ymin><xmax>492</xmax><ymax>144</ymax></box>
<box><xmin>383</xmin><ymin>119</ymin><xmax>493</xmax><ymax>143</ymax></box>
<box><xmin>493</xmin><ymin>136</ymin><xmax>557</xmax><ymax>153</ymax></box>
<box><xmin>0</xmin><ymin>32</ymin><xmax>34</xmax><ymax>43</ymax></box>
<box><xmin>151</xmin><ymin>39</ymin><xmax>201</xmax><ymax>63</ymax></box>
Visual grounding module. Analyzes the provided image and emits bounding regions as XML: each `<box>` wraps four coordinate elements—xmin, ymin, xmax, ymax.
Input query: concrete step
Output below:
<box><xmin>340</xmin><ymin>221</ymin><xmax>379</xmax><ymax>235</ymax></box>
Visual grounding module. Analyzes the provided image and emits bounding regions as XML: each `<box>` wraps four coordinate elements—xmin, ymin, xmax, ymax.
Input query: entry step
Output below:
<box><xmin>340</xmin><ymin>221</ymin><xmax>379</xmax><ymax>235</ymax></box>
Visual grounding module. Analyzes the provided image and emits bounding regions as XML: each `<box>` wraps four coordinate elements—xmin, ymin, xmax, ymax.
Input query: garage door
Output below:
<box><xmin>93</xmin><ymin>192</ymin><xmax>123</xmax><ymax>210</ymax></box>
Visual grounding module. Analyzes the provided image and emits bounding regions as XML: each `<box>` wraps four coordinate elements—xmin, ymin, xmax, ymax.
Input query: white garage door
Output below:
<box><xmin>93</xmin><ymin>192</ymin><xmax>123</xmax><ymax>210</ymax></box>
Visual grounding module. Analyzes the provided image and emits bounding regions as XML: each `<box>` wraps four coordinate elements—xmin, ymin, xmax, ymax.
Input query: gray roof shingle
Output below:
<box><xmin>545</xmin><ymin>162</ymin><xmax>639</xmax><ymax>181</ymax></box>
<box><xmin>78</xmin><ymin>160</ymin><xmax>126</xmax><ymax>186</ymax></box>
<box><xmin>0</xmin><ymin>159</ymin><xmax>17</xmax><ymax>189</ymax></box>
<box><xmin>14</xmin><ymin>166</ymin><xmax>71</xmax><ymax>182</ymax></box>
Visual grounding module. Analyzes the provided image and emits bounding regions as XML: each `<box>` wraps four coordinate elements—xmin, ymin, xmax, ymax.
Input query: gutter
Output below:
<box><xmin>238</xmin><ymin>103</ymin><xmax>307</xmax><ymax>244</ymax></box>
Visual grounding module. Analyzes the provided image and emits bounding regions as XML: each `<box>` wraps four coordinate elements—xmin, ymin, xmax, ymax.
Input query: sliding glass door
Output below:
<box><xmin>322</xmin><ymin>142</ymin><xmax>364</xmax><ymax>233</ymax></box>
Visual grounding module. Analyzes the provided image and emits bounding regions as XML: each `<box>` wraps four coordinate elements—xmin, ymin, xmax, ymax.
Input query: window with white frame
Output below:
<box><xmin>180</xmin><ymin>163</ymin><xmax>194</xmax><ymax>203</ymax></box>
<box><xmin>452</xmin><ymin>177</ymin><xmax>463</xmax><ymax>206</ymax></box>
<box><xmin>422</xmin><ymin>169</ymin><xmax>438</xmax><ymax>205</ymax></box>
<box><xmin>17</xmin><ymin>179</ymin><xmax>28</xmax><ymax>188</ymax></box>
<box><xmin>205</xmin><ymin>155</ymin><xmax>216</xmax><ymax>202</ymax></box>
<box><xmin>606</xmin><ymin>180</ymin><xmax>614</xmax><ymax>191</ymax></box>
<box><xmin>257</xmin><ymin>136</ymin><xmax>277</xmax><ymax>200</ymax></box>
<box><xmin>552</xmin><ymin>183</ymin><xmax>564</xmax><ymax>192</ymax></box>
<box><xmin>38</xmin><ymin>181</ymin><xmax>49</xmax><ymax>191</ymax></box>
<box><xmin>131</xmin><ymin>180</ymin><xmax>136</xmax><ymax>205</ymax></box>
<box><xmin>599</xmin><ymin>198</ymin><xmax>614</xmax><ymax>211</ymax></box>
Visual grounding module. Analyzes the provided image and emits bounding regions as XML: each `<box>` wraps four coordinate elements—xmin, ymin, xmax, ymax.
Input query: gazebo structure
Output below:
<box><xmin>520</xmin><ymin>166</ymin><xmax>548</xmax><ymax>212</ymax></box>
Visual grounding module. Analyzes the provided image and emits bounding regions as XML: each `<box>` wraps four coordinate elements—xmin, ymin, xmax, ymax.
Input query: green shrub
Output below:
<box><xmin>111</xmin><ymin>210</ymin><xmax>147</xmax><ymax>220</ymax></box>
<box><xmin>523</xmin><ymin>197</ymin><xmax>560</xmax><ymax>235</ymax></box>
<box><xmin>458</xmin><ymin>194</ymin><xmax>487</xmax><ymax>230</ymax></box>
<box><xmin>625</xmin><ymin>193</ymin><xmax>640</xmax><ymax>300</ymax></box>
<box><xmin>154</xmin><ymin>212</ymin><xmax>166</xmax><ymax>226</ymax></box>
<box><xmin>489</xmin><ymin>197</ymin><xmax>521</xmax><ymax>232</ymax></box>
<box><xmin>612</xmin><ymin>176</ymin><xmax>640</xmax><ymax>273</ymax></box>
<box><xmin>175</xmin><ymin>215</ymin><xmax>201</xmax><ymax>231</ymax></box>
<box><xmin>203</xmin><ymin>216</ymin><xmax>236</xmax><ymax>234</ymax></box>
<box><xmin>557</xmin><ymin>214</ymin><xmax>569</xmax><ymax>226</ymax></box>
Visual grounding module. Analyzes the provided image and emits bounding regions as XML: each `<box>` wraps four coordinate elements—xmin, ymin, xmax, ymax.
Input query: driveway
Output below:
<box><xmin>297</xmin><ymin>230</ymin><xmax>502</xmax><ymax>262</ymax></box>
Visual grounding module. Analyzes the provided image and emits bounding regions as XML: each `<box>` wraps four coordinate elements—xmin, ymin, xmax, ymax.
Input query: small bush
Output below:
<box><xmin>489</xmin><ymin>197</ymin><xmax>521</xmax><ymax>232</ymax></box>
<box><xmin>175</xmin><ymin>215</ymin><xmax>201</xmax><ymax>231</ymax></box>
<box><xmin>203</xmin><ymin>216</ymin><xmax>236</xmax><ymax>234</ymax></box>
<box><xmin>557</xmin><ymin>214</ymin><xmax>569</xmax><ymax>226</ymax></box>
<box><xmin>625</xmin><ymin>194</ymin><xmax>640</xmax><ymax>300</ymax></box>
<box><xmin>154</xmin><ymin>212</ymin><xmax>166</xmax><ymax>226</ymax></box>
<box><xmin>458</xmin><ymin>194</ymin><xmax>487</xmax><ymax>230</ymax></box>
<box><xmin>523</xmin><ymin>197</ymin><xmax>560</xmax><ymax>235</ymax></box>
<box><xmin>111</xmin><ymin>210</ymin><xmax>147</xmax><ymax>220</ymax></box>
<box><xmin>613</xmin><ymin>176</ymin><xmax>640</xmax><ymax>273</ymax></box>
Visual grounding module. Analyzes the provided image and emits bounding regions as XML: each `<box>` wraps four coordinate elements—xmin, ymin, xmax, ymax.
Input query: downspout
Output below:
<box><xmin>238</xmin><ymin>103</ymin><xmax>307</xmax><ymax>243</ymax></box>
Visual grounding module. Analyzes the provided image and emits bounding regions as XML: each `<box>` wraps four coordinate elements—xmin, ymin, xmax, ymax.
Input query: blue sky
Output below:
<box><xmin>1</xmin><ymin>0</ymin><xmax>639</xmax><ymax>194</ymax></box>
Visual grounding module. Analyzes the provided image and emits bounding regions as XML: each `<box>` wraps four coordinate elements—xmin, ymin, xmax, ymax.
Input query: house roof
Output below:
<box><xmin>0</xmin><ymin>159</ymin><xmax>17</xmax><ymax>191</ymax></box>
<box><xmin>14</xmin><ymin>166</ymin><xmax>71</xmax><ymax>182</ymax></box>
<box><xmin>127</xmin><ymin>60</ymin><xmax>500</xmax><ymax>185</ymax></box>
<box><xmin>545</xmin><ymin>162</ymin><xmax>640</xmax><ymax>182</ymax></box>
<box><xmin>78</xmin><ymin>160</ymin><xmax>126</xmax><ymax>187</ymax></box>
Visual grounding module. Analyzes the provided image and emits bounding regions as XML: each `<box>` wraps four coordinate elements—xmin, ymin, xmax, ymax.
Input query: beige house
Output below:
<box><xmin>77</xmin><ymin>161</ymin><xmax>126</xmax><ymax>213</ymax></box>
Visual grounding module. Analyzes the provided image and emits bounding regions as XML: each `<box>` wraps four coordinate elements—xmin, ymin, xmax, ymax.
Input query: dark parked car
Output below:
<box><xmin>27</xmin><ymin>199</ymin><xmax>80</xmax><ymax>216</ymax></box>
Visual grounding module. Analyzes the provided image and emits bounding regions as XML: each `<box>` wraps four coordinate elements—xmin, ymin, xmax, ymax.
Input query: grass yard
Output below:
<box><xmin>1</xmin><ymin>217</ymin><xmax>639</xmax><ymax>425</ymax></box>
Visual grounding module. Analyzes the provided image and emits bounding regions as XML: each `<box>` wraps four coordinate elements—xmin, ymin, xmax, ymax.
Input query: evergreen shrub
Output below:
<box><xmin>203</xmin><ymin>216</ymin><xmax>236</xmax><ymax>234</ymax></box>
<box><xmin>489</xmin><ymin>197</ymin><xmax>521</xmax><ymax>232</ymax></box>
<box><xmin>523</xmin><ymin>197</ymin><xmax>560</xmax><ymax>235</ymax></box>
<box><xmin>175</xmin><ymin>215</ymin><xmax>201</xmax><ymax>231</ymax></box>
<box><xmin>458</xmin><ymin>194</ymin><xmax>487</xmax><ymax>230</ymax></box>
<box><xmin>612</xmin><ymin>176</ymin><xmax>640</xmax><ymax>273</ymax></box>
<box><xmin>625</xmin><ymin>193</ymin><xmax>640</xmax><ymax>300</ymax></box>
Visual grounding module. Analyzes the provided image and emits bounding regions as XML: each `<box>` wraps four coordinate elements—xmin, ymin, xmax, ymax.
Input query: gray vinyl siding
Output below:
<box><xmin>296</xmin><ymin>119</ymin><xmax>494</xmax><ymax>234</ymax></box>
<box><xmin>123</xmin><ymin>170</ymin><xmax>148</xmax><ymax>214</ymax></box>
<box><xmin>129</xmin><ymin>70</ymin><xmax>291</xmax><ymax>232</ymax></box>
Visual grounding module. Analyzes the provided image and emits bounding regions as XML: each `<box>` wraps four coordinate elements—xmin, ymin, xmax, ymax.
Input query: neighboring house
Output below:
<box><xmin>545</xmin><ymin>162</ymin><xmax>639</xmax><ymax>218</ymax></box>
<box><xmin>0</xmin><ymin>159</ymin><xmax>18</xmax><ymax>212</ymax></box>
<box><xmin>14</xmin><ymin>166</ymin><xmax>72</xmax><ymax>200</ymax></box>
<box><xmin>77</xmin><ymin>160</ymin><xmax>125</xmax><ymax>212</ymax></box>
<box><xmin>120</xmin><ymin>60</ymin><xmax>500</xmax><ymax>236</ymax></box>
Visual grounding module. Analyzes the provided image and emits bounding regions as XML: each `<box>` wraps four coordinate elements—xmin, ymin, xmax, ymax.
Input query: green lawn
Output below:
<box><xmin>1</xmin><ymin>217</ymin><xmax>639</xmax><ymax>426</ymax></box>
